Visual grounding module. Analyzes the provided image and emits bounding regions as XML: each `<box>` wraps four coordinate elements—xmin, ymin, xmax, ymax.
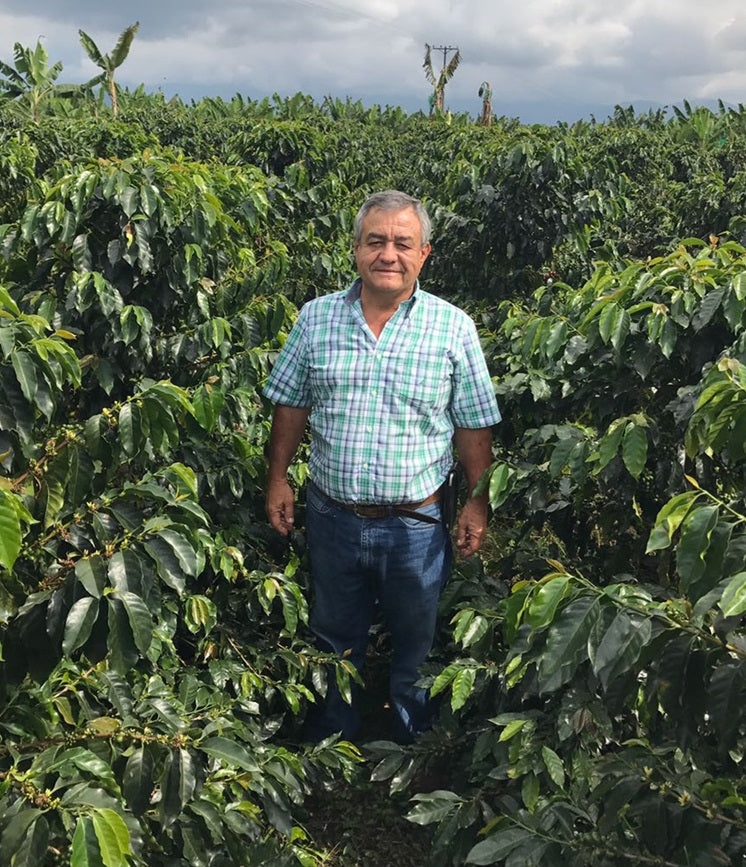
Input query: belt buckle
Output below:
<box><xmin>353</xmin><ymin>504</ymin><xmax>386</xmax><ymax>518</ymax></box>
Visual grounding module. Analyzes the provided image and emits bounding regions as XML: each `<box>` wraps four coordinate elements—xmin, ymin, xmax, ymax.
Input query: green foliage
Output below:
<box><xmin>375</xmin><ymin>240</ymin><xmax>746</xmax><ymax>865</ymax></box>
<box><xmin>0</xmin><ymin>147</ymin><xmax>360</xmax><ymax>865</ymax></box>
<box><xmin>5</xmin><ymin>76</ymin><xmax>746</xmax><ymax>865</ymax></box>
<box><xmin>78</xmin><ymin>22</ymin><xmax>140</xmax><ymax>118</ymax></box>
<box><xmin>0</xmin><ymin>41</ymin><xmax>86</xmax><ymax>122</ymax></box>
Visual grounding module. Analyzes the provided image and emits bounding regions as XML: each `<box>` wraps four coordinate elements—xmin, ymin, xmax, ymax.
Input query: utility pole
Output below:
<box><xmin>423</xmin><ymin>43</ymin><xmax>461</xmax><ymax>116</ymax></box>
<box><xmin>431</xmin><ymin>45</ymin><xmax>459</xmax><ymax>71</ymax></box>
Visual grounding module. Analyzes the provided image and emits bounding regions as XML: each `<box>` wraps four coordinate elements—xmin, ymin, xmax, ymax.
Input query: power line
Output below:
<box><xmin>429</xmin><ymin>44</ymin><xmax>459</xmax><ymax>72</ymax></box>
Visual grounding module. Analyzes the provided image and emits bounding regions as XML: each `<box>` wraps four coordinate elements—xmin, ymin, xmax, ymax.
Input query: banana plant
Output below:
<box><xmin>0</xmin><ymin>40</ymin><xmax>80</xmax><ymax>121</ymax></box>
<box><xmin>78</xmin><ymin>21</ymin><xmax>140</xmax><ymax>117</ymax></box>
<box><xmin>423</xmin><ymin>43</ymin><xmax>461</xmax><ymax>116</ymax></box>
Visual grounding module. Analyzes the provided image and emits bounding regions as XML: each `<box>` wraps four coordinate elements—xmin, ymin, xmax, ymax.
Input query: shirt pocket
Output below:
<box><xmin>394</xmin><ymin>349</ymin><xmax>453</xmax><ymax>414</ymax></box>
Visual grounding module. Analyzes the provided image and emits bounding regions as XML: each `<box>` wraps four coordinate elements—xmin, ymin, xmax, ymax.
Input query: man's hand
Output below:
<box><xmin>456</xmin><ymin>496</ymin><xmax>489</xmax><ymax>558</ymax></box>
<box><xmin>266</xmin><ymin>405</ymin><xmax>310</xmax><ymax>535</ymax></box>
<box><xmin>266</xmin><ymin>476</ymin><xmax>296</xmax><ymax>536</ymax></box>
<box><xmin>453</xmin><ymin>426</ymin><xmax>494</xmax><ymax>557</ymax></box>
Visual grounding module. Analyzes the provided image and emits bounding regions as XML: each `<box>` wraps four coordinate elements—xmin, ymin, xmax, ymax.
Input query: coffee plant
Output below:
<box><xmin>3</xmin><ymin>49</ymin><xmax>746</xmax><ymax>864</ymax></box>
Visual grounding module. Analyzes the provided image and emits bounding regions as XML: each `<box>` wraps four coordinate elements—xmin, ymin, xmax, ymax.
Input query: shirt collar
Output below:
<box><xmin>343</xmin><ymin>278</ymin><xmax>421</xmax><ymax>318</ymax></box>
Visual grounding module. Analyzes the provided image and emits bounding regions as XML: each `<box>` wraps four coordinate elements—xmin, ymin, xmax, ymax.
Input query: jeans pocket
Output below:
<box><xmin>395</xmin><ymin>501</ymin><xmax>443</xmax><ymax>530</ymax></box>
<box><xmin>307</xmin><ymin>482</ymin><xmax>335</xmax><ymax>517</ymax></box>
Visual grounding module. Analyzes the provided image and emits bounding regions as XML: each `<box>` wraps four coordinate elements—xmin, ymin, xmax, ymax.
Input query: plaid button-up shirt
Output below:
<box><xmin>263</xmin><ymin>280</ymin><xmax>501</xmax><ymax>504</ymax></box>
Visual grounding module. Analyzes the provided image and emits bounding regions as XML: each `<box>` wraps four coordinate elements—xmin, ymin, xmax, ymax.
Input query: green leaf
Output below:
<box><xmin>459</xmin><ymin>613</ymin><xmax>489</xmax><ymax>649</ymax></box>
<box><xmin>646</xmin><ymin>490</ymin><xmax>702</xmax><ymax>553</ymax></box>
<box><xmin>66</xmin><ymin>445</ymin><xmax>94</xmax><ymax>506</ymax></box>
<box><xmin>42</xmin><ymin>450</ymin><xmax>68</xmax><ymax>528</ymax></box>
<box><xmin>160</xmin><ymin>748</ymin><xmax>198</xmax><ymax>827</ymax></box>
<box><xmin>78</xmin><ymin>30</ymin><xmax>104</xmax><ymax>65</ymax></box>
<box><xmin>46</xmin><ymin>747</ymin><xmax>116</xmax><ymax>783</ymax></box>
<box><xmin>621</xmin><ymin>422</ymin><xmax>647</xmax><ymax>479</ymax></box>
<box><xmin>466</xmin><ymin>828</ymin><xmax>534</xmax><ymax>864</ymax></box>
<box><xmin>610</xmin><ymin>308</ymin><xmax>631</xmax><ymax>351</ymax></box>
<box><xmin>75</xmin><ymin>555</ymin><xmax>107</xmax><ymax>598</ymax></box>
<box><xmin>20</xmin><ymin>204</ymin><xmax>39</xmax><ymax>242</ymax></box>
<box><xmin>406</xmin><ymin>791</ymin><xmax>463</xmax><ymax>825</ymax></box>
<box><xmin>0</xmin><ymin>488</ymin><xmax>23</xmax><ymax>571</ymax></box>
<box><xmin>91</xmin><ymin>808</ymin><xmax>132</xmax><ymax>867</ymax></box>
<box><xmin>370</xmin><ymin>752</ymin><xmax>406</xmax><ymax>782</ymax></box>
<box><xmin>119</xmin><ymin>187</ymin><xmax>139</xmax><ymax>218</ymax></box>
<box><xmin>430</xmin><ymin>662</ymin><xmax>460</xmax><ymax>697</ymax></box>
<box><xmin>140</xmin><ymin>184</ymin><xmax>158</xmax><ymax>217</ymax></box>
<box><xmin>488</xmin><ymin>463</ymin><xmax>514</xmax><ymax>508</ymax></box>
<box><xmin>541</xmin><ymin>745</ymin><xmax>565</xmax><ymax>787</ymax></box>
<box><xmin>134</xmin><ymin>222</ymin><xmax>153</xmax><ymax>273</ymax></box>
<box><xmin>718</xmin><ymin>572</ymin><xmax>746</xmax><ymax>617</ymax></box>
<box><xmin>156</xmin><ymin>528</ymin><xmax>198</xmax><ymax>576</ymax></box>
<box><xmin>72</xmin><ymin>233</ymin><xmax>92</xmax><ymax>272</ymax></box>
<box><xmin>451</xmin><ymin>667</ymin><xmax>476</xmax><ymax>711</ymax></box>
<box><xmin>123</xmin><ymin>748</ymin><xmax>155</xmax><ymax>816</ymax></box>
<box><xmin>107</xmin><ymin>597</ymin><xmax>138</xmax><ymax>673</ymax></box>
<box><xmin>11</xmin><ymin>349</ymin><xmax>38</xmax><ymax>403</ymax></box>
<box><xmin>692</xmin><ymin>288</ymin><xmax>723</xmax><ymax>332</ymax></box>
<box><xmin>8</xmin><ymin>814</ymin><xmax>49</xmax><ymax>867</ymax></box>
<box><xmin>596</xmin><ymin>418</ymin><xmax>626</xmax><ymax>472</ymax></box>
<box><xmin>62</xmin><ymin>596</ymin><xmax>99</xmax><ymax>655</ymax></box>
<box><xmin>708</xmin><ymin>662</ymin><xmax>746</xmax><ymax>744</ymax></box>
<box><xmin>185</xmin><ymin>594</ymin><xmax>217</xmax><ymax>634</ymax></box>
<box><xmin>118</xmin><ymin>590</ymin><xmax>153</xmax><ymax>654</ymax></box>
<box><xmin>71</xmin><ymin>816</ymin><xmax>103</xmax><ymax>867</ymax></box>
<box><xmin>536</xmin><ymin>596</ymin><xmax>601</xmax><ymax>692</ymax></box>
<box><xmin>192</xmin><ymin>383</ymin><xmax>225</xmax><ymax>431</ymax></box>
<box><xmin>200</xmin><ymin>736</ymin><xmax>260</xmax><ymax>773</ymax></box>
<box><xmin>527</xmin><ymin>575</ymin><xmax>569</xmax><ymax>631</ymax></box>
<box><xmin>118</xmin><ymin>402</ymin><xmax>143</xmax><ymax>456</ymax></box>
<box><xmin>336</xmin><ymin>660</ymin><xmax>353</xmax><ymax>705</ymax></box>
<box><xmin>498</xmin><ymin>719</ymin><xmax>528</xmax><ymax>742</ymax></box>
<box><xmin>598</xmin><ymin>301</ymin><xmax>620</xmax><ymax>344</ymax></box>
<box><xmin>106</xmin><ymin>550</ymin><xmax>141</xmax><ymax>595</ymax></box>
<box><xmin>142</xmin><ymin>537</ymin><xmax>186</xmax><ymax>594</ymax></box>
<box><xmin>0</xmin><ymin>809</ymin><xmax>41</xmax><ymax>857</ymax></box>
<box><xmin>521</xmin><ymin>773</ymin><xmax>540</xmax><ymax>811</ymax></box>
<box><xmin>549</xmin><ymin>437</ymin><xmax>576</xmax><ymax>477</ymax></box>
<box><xmin>592</xmin><ymin>610</ymin><xmax>652</xmax><ymax>689</ymax></box>
<box><xmin>544</xmin><ymin>319</ymin><xmax>568</xmax><ymax>359</ymax></box>
<box><xmin>676</xmin><ymin>504</ymin><xmax>719</xmax><ymax>593</ymax></box>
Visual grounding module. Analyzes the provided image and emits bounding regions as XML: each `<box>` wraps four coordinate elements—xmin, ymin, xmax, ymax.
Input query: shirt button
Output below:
<box><xmin>366</xmin><ymin>426</ymin><xmax>372</xmax><ymax>433</ymax></box>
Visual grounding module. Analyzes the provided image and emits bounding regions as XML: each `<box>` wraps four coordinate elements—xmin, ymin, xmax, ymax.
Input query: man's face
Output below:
<box><xmin>354</xmin><ymin>207</ymin><xmax>431</xmax><ymax>299</ymax></box>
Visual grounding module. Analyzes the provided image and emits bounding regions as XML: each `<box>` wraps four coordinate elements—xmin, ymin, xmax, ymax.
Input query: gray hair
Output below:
<box><xmin>354</xmin><ymin>190</ymin><xmax>432</xmax><ymax>247</ymax></box>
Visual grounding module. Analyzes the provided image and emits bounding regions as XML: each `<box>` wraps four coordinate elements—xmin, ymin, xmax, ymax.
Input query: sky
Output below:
<box><xmin>1</xmin><ymin>0</ymin><xmax>745</xmax><ymax>125</ymax></box>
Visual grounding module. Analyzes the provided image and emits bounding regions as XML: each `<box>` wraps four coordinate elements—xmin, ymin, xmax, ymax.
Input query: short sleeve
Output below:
<box><xmin>263</xmin><ymin>307</ymin><xmax>312</xmax><ymax>407</ymax></box>
<box><xmin>449</xmin><ymin>317</ymin><xmax>502</xmax><ymax>428</ymax></box>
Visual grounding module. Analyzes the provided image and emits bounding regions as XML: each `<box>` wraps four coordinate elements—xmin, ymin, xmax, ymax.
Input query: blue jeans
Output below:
<box><xmin>302</xmin><ymin>482</ymin><xmax>452</xmax><ymax>742</ymax></box>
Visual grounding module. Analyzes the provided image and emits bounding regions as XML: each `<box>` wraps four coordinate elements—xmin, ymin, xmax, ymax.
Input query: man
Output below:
<box><xmin>264</xmin><ymin>190</ymin><xmax>501</xmax><ymax>742</ymax></box>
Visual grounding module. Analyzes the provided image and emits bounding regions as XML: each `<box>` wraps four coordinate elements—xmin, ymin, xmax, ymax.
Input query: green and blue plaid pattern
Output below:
<box><xmin>264</xmin><ymin>280</ymin><xmax>501</xmax><ymax>504</ymax></box>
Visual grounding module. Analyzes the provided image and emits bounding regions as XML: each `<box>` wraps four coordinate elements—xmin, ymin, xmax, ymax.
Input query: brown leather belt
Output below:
<box><xmin>321</xmin><ymin>488</ymin><xmax>442</xmax><ymax>524</ymax></box>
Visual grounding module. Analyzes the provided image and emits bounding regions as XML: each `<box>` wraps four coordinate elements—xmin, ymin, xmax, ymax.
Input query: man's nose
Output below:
<box><xmin>378</xmin><ymin>241</ymin><xmax>397</xmax><ymax>259</ymax></box>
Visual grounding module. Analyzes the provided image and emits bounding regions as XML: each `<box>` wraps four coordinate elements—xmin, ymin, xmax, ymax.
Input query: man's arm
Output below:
<box><xmin>266</xmin><ymin>404</ymin><xmax>311</xmax><ymax>535</ymax></box>
<box><xmin>453</xmin><ymin>426</ymin><xmax>494</xmax><ymax>557</ymax></box>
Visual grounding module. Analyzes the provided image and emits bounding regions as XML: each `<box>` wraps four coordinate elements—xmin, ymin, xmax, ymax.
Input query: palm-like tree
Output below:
<box><xmin>0</xmin><ymin>40</ymin><xmax>79</xmax><ymax>121</ymax></box>
<box><xmin>79</xmin><ymin>21</ymin><xmax>140</xmax><ymax>117</ymax></box>
<box><xmin>423</xmin><ymin>43</ymin><xmax>461</xmax><ymax>116</ymax></box>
